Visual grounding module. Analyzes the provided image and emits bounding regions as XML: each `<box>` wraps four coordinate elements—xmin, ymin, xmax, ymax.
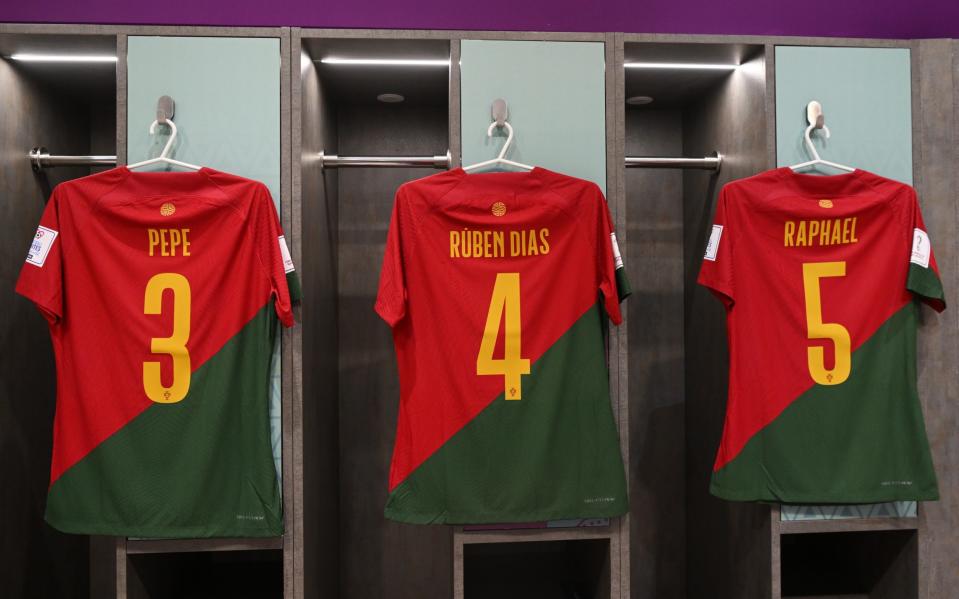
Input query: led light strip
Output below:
<box><xmin>624</xmin><ymin>62</ymin><xmax>738</xmax><ymax>70</ymax></box>
<box><xmin>10</xmin><ymin>53</ymin><xmax>117</xmax><ymax>63</ymax></box>
<box><xmin>319</xmin><ymin>57</ymin><xmax>450</xmax><ymax>67</ymax></box>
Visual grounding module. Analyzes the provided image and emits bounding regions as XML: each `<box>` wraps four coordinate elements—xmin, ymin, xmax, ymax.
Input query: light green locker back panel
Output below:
<box><xmin>775</xmin><ymin>45</ymin><xmax>916</xmax><ymax>521</ymax></box>
<box><xmin>775</xmin><ymin>46</ymin><xmax>912</xmax><ymax>184</ymax></box>
<box><xmin>127</xmin><ymin>36</ymin><xmax>284</xmax><ymax>485</ymax></box>
<box><xmin>460</xmin><ymin>40</ymin><xmax>607</xmax><ymax>193</ymax></box>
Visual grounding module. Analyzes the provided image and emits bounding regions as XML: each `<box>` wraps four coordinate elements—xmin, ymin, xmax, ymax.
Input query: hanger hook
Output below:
<box><xmin>802</xmin><ymin>123</ymin><xmax>822</xmax><ymax>162</ymax></box>
<box><xmin>148</xmin><ymin>118</ymin><xmax>179</xmax><ymax>160</ymax></box>
<box><xmin>802</xmin><ymin>101</ymin><xmax>831</xmax><ymax>162</ymax></box>
<box><xmin>487</xmin><ymin>121</ymin><xmax>514</xmax><ymax>161</ymax></box>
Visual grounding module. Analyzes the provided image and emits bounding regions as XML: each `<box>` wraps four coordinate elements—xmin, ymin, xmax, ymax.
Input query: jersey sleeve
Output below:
<box><xmin>697</xmin><ymin>187</ymin><xmax>735</xmax><ymax>307</ymax></box>
<box><xmin>905</xmin><ymin>189</ymin><xmax>946</xmax><ymax>312</ymax></box>
<box><xmin>375</xmin><ymin>187</ymin><xmax>409</xmax><ymax>327</ymax></box>
<box><xmin>16</xmin><ymin>189</ymin><xmax>65</xmax><ymax>323</ymax></box>
<box><xmin>590</xmin><ymin>184</ymin><xmax>630</xmax><ymax>326</ymax></box>
<box><xmin>252</xmin><ymin>184</ymin><xmax>300</xmax><ymax>328</ymax></box>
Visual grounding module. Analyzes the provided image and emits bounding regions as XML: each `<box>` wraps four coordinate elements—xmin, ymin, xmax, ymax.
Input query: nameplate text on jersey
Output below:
<box><xmin>450</xmin><ymin>228</ymin><xmax>550</xmax><ymax>259</ymax></box>
<box><xmin>784</xmin><ymin>218</ymin><xmax>858</xmax><ymax>248</ymax></box>
<box><xmin>148</xmin><ymin>228</ymin><xmax>192</xmax><ymax>257</ymax></box>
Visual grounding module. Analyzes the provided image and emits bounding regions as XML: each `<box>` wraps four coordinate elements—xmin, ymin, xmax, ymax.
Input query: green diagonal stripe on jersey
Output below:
<box><xmin>385</xmin><ymin>303</ymin><xmax>628</xmax><ymax>524</ymax></box>
<box><xmin>907</xmin><ymin>263</ymin><xmax>945</xmax><ymax>307</ymax></box>
<box><xmin>287</xmin><ymin>271</ymin><xmax>302</xmax><ymax>303</ymax></box>
<box><xmin>711</xmin><ymin>302</ymin><xmax>939</xmax><ymax>503</ymax></box>
<box><xmin>45</xmin><ymin>304</ymin><xmax>283</xmax><ymax>537</ymax></box>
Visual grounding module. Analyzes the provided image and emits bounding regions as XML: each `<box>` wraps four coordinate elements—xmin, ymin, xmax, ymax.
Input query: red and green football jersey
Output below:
<box><xmin>698</xmin><ymin>168</ymin><xmax>945</xmax><ymax>503</ymax></box>
<box><xmin>16</xmin><ymin>167</ymin><xmax>300</xmax><ymax>537</ymax></box>
<box><xmin>376</xmin><ymin>167</ymin><xmax>630</xmax><ymax>524</ymax></box>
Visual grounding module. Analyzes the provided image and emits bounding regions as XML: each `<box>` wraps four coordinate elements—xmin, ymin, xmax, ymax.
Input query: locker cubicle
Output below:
<box><xmin>1</xmin><ymin>22</ymin><xmax>956</xmax><ymax>599</ymax></box>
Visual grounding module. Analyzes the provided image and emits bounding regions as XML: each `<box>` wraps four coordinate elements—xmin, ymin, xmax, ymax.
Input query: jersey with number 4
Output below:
<box><xmin>698</xmin><ymin>168</ymin><xmax>945</xmax><ymax>503</ymax></box>
<box><xmin>376</xmin><ymin>167</ymin><xmax>630</xmax><ymax>524</ymax></box>
<box><xmin>16</xmin><ymin>167</ymin><xmax>300</xmax><ymax>537</ymax></box>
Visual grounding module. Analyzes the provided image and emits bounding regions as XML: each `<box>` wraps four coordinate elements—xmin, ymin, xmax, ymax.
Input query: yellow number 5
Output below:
<box><xmin>143</xmin><ymin>273</ymin><xmax>191</xmax><ymax>403</ymax></box>
<box><xmin>802</xmin><ymin>262</ymin><xmax>850</xmax><ymax>386</ymax></box>
<box><xmin>477</xmin><ymin>273</ymin><xmax>531</xmax><ymax>400</ymax></box>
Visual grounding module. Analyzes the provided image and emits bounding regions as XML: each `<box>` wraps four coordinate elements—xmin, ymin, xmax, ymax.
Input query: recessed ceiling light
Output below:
<box><xmin>624</xmin><ymin>62</ymin><xmax>738</xmax><ymax>70</ymax></box>
<box><xmin>377</xmin><ymin>93</ymin><xmax>405</xmax><ymax>103</ymax></box>
<box><xmin>319</xmin><ymin>57</ymin><xmax>449</xmax><ymax>67</ymax></box>
<box><xmin>10</xmin><ymin>53</ymin><xmax>117</xmax><ymax>63</ymax></box>
<box><xmin>626</xmin><ymin>95</ymin><xmax>654</xmax><ymax>105</ymax></box>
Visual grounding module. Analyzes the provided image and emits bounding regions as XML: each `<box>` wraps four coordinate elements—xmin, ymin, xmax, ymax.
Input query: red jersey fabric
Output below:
<box><xmin>698</xmin><ymin>168</ymin><xmax>944</xmax><ymax>502</ymax></box>
<box><xmin>16</xmin><ymin>167</ymin><xmax>295</xmax><ymax>510</ymax></box>
<box><xmin>376</xmin><ymin>167</ymin><xmax>629</xmax><ymax>522</ymax></box>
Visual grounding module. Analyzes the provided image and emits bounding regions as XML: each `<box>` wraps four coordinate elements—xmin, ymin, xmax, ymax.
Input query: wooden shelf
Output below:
<box><xmin>457</xmin><ymin>526</ymin><xmax>614</xmax><ymax>545</ymax></box>
<box><xmin>125</xmin><ymin>536</ymin><xmax>283</xmax><ymax>555</ymax></box>
<box><xmin>779</xmin><ymin>517</ymin><xmax>920</xmax><ymax>536</ymax></box>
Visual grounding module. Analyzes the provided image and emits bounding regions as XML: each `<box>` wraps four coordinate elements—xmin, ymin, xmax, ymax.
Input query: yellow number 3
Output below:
<box><xmin>143</xmin><ymin>273</ymin><xmax>191</xmax><ymax>403</ymax></box>
<box><xmin>802</xmin><ymin>262</ymin><xmax>851</xmax><ymax>386</ymax></box>
<box><xmin>477</xmin><ymin>273</ymin><xmax>531</xmax><ymax>400</ymax></box>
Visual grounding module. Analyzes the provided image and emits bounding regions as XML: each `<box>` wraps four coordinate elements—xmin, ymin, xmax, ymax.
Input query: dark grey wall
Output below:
<box><xmin>334</xmin><ymin>103</ymin><xmax>452</xmax><ymax>599</ymax></box>
<box><xmin>681</xmin><ymin>51</ymin><xmax>771</xmax><ymax>599</ymax></box>
<box><xmin>89</xmin><ymin>100</ymin><xmax>116</xmax><ymax>174</ymax></box>
<box><xmin>0</xmin><ymin>57</ymin><xmax>107</xmax><ymax>599</ymax></box>
<box><xmin>300</xmin><ymin>53</ymin><xmax>341</xmax><ymax>599</ymax></box>
<box><xmin>624</xmin><ymin>107</ymin><xmax>686</xmax><ymax>599</ymax></box>
<box><xmin>914</xmin><ymin>39</ymin><xmax>959</xmax><ymax>599</ymax></box>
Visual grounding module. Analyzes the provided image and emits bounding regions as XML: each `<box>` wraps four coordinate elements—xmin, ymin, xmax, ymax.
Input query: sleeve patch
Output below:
<box><xmin>610</xmin><ymin>232</ymin><xmax>624</xmax><ymax>270</ymax></box>
<box><xmin>26</xmin><ymin>226</ymin><xmax>58</xmax><ymax>267</ymax></box>
<box><xmin>704</xmin><ymin>224</ymin><xmax>723</xmax><ymax>262</ymax></box>
<box><xmin>278</xmin><ymin>235</ymin><xmax>295</xmax><ymax>273</ymax></box>
<box><xmin>911</xmin><ymin>228</ymin><xmax>931</xmax><ymax>268</ymax></box>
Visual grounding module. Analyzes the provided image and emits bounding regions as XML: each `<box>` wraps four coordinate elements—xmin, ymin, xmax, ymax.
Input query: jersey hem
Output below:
<box><xmin>44</xmin><ymin>514</ymin><xmax>284</xmax><ymax>538</ymax></box>
<box><xmin>709</xmin><ymin>481</ymin><xmax>939</xmax><ymax>504</ymax></box>
<box><xmin>383</xmin><ymin>502</ymin><xmax>628</xmax><ymax>525</ymax></box>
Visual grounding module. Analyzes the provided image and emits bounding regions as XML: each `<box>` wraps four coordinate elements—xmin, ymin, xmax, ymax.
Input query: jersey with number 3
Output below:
<box><xmin>698</xmin><ymin>168</ymin><xmax>945</xmax><ymax>503</ymax></box>
<box><xmin>376</xmin><ymin>167</ymin><xmax>630</xmax><ymax>524</ymax></box>
<box><xmin>16</xmin><ymin>167</ymin><xmax>300</xmax><ymax>537</ymax></box>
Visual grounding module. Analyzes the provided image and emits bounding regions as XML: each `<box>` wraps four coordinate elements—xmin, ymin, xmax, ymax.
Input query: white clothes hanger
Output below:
<box><xmin>462</xmin><ymin>121</ymin><xmax>535</xmax><ymax>172</ymax></box>
<box><xmin>789</xmin><ymin>101</ymin><xmax>855</xmax><ymax>173</ymax></box>
<box><xmin>462</xmin><ymin>99</ymin><xmax>535</xmax><ymax>173</ymax></box>
<box><xmin>127</xmin><ymin>96</ymin><xmax>202</xmax><ymax>171</ymax></box>
<box><xmin>126</xmin><ymin>118</ymin><xmax>202</xmax><ymax>171</ymax></box>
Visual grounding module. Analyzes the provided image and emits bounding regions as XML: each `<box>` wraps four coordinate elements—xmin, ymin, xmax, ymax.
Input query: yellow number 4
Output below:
<box><xmin>802</xmin><ymin>261</ymin><xmax>850</xmax><ymax>386</ymax></box>
<box><xmin>143</xmin><ymin>273</ymin><xmax>191</xmax><ymax>403</ymax></box>
<box><xmin>477</xmin><ymin>273</ymin><xmax>531</xmax><ymax>400</ymax></box>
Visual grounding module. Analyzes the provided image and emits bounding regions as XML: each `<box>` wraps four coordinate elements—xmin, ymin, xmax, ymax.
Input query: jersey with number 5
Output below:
<box><xmin>698</xmin><ymin>168</ymin><xmax>945</xmax><ymax>503</ymax></box>
<box><xmin>16</xmin><ymin>167</ymin><xmax>300</xmax><ymax>537</ymax></box>
<box><xmin>376</xmin><ymin>167</ymin><xmax>630</xmax><ymax>524</ymax></box>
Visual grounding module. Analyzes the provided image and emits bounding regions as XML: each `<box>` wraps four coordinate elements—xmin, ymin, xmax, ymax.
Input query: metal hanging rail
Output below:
<box><xmin>30</xmin><ymin>147</ymin><xmax>117</xmax><ymax>171</ymax></box>
<box><xmin>625</xmin><ymin>152</ymin><xmax>722</xmax><ymax>172</ymax></box>
<box><xmin>319</xmin><ymin>150</ymin><xmax>450</xmax><ymax>169</ymax></box>
<box><xmin>30</xmin><ymin>148</ymin><xmax>720</xmax><ymax>173</ymax></box>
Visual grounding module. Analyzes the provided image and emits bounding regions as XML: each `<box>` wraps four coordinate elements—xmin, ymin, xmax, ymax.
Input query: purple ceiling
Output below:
<box><xmin>0</xmin><ymin>0</ymin><xmax>956</xmax><ymax>39</ymax></box>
